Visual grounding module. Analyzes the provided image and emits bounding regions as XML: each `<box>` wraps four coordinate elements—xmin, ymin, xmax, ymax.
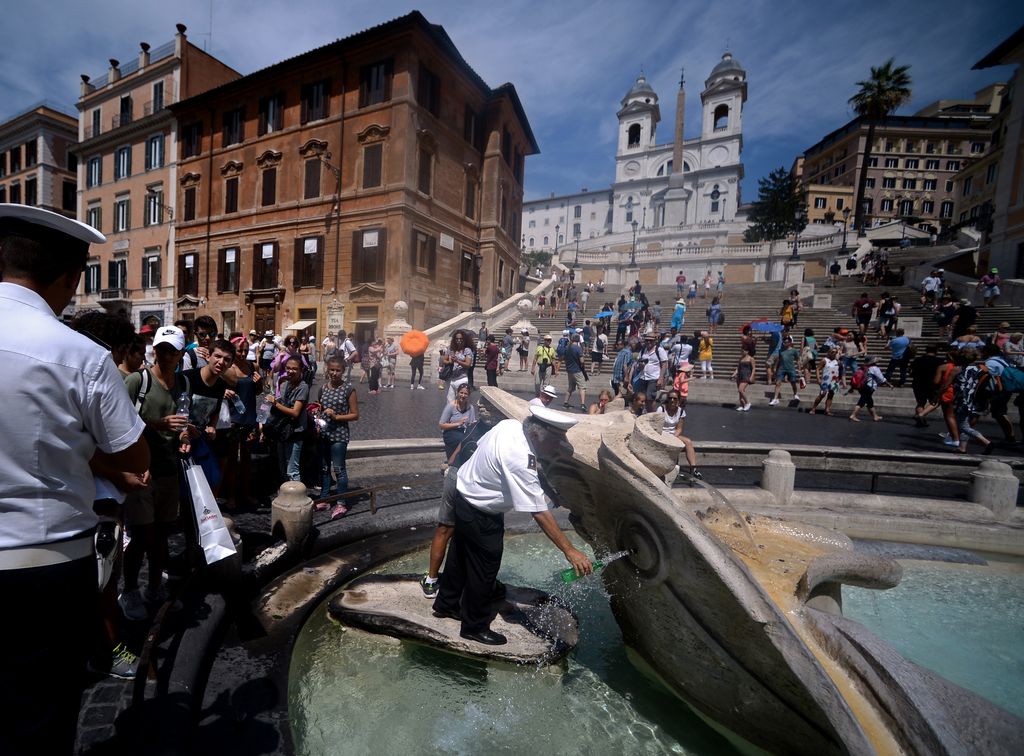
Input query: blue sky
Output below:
<box><xmin>3</xmin><ymin>0</ymin><xmax>1021</xmax><ymax>204</ymax></box>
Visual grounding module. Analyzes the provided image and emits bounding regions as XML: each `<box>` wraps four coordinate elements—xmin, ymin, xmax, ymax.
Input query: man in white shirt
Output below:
<box><xmin>432</xmin><ymin>407</ymin><xmax>591</xmax><ymax>645</ymax></box>
<box><xmin>637</xmin><ymin>334</ymin><xmax>669</xmax><ymax>411</ymax></box>
<box><xmin>0</xmin><ymin>204</ymin><xmax>149</xmax><ymax>755</ymax></box>
<box><xmin>920</xmin><ymin>270</ymin><xmax>941</xmax><ymax>310</ymax></box>
<box><xmin>529</xmin><ymin>385</ymin><xmax>558</xmax><ymax>407</ymax></box>
<box><xmin>340</xmin><ymin>330</ymin><xmax>357</xmax><ymax>381</ymax></box>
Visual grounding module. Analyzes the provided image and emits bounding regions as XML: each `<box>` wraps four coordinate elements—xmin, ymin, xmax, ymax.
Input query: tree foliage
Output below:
<box><xmin>743</xmin><ymin>167</ymin><xmax>806</xmax><ymax>243</ymax></box>
<box><xmin>521</xmin><ymin>249</ymin><xmax>552</xmax><ymax>271</ymax></box>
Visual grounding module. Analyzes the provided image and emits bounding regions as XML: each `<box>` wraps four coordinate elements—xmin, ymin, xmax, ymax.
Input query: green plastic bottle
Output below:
<box><xmin>558</xmin><ymin>560</ymin><xmax>604</xmax><ymax>584</ymax></box>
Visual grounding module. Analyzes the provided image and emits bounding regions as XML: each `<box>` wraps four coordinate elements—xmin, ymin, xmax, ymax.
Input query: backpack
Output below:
<box><xmin>991</xmin><ymin>357</ymin><xmax>1024</xmax><ymax>393</ymax></box>
<box><xmin>556</xmin><ymin>336</ymin><xmax>569</xmax><ymax>359</ymax></box>
<box><xmin>851</xmin><ymin>367</ymin><xmax>868</xmax><ymax>389</ymax></box>
<box><xmin>717</xmin><ymin>310</ymin><xmax>725</xmax><ymax>326</ymax></box>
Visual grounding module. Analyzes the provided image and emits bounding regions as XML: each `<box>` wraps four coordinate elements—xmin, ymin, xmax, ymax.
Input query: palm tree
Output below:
<box><xmin>849</xmin><ymin>59</ymin><xmax>912</xmax><ymax>236</ymax></box>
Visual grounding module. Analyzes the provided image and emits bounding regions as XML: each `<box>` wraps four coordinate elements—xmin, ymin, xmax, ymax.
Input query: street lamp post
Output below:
<box><xmin>841</xmin><ymin>206</ymin><xmax>852</xmax><ymax>250</ymax></box>
<box><xmin>472</xmin><ymin>251</ymin><xmax>483</xmax><ymax>313</ymax></box>
<box><xmin>573</xmin><ymin>234</ymin><xmax>580</xmax><ymax>267</ymax></box>
<box><xmin>554</xmin><ymin>223</ymin><xmax>560</xmax><ymax>266</ymax></box>
<box><xmin>630</xmin><ymin>220</ymin><xmax>638</xmax><ymax>266</ymax></box>
<box><xmin>790</xmin><ymin>209</ymin><xmax>802</xmax><ymax>259</ymax></box>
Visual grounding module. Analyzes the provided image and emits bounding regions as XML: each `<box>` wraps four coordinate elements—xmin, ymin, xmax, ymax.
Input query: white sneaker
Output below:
<box><xmin>416</xmin><ymin>384</ymin><xmax>426</xmax><ymax>390</ymax></box>
<box><xmin>768</xmin><ymin>398</ymin><xmax>780</xmax><ymax>406</ymax></box>
<box><xmin>943</xmin><ymin>438</ymin><xmax>960</xmax><ymax>447</ymax></box>
<box><xmin>792</xmin><ymin>395</ymin><xmax>801</xmax><ymax>402</ymax></box>
<box><xmin>736</xmin><ymin>405</ymin><xmax>745</xmax><ymax>412</ymax></box>
<box><xmin>118</xmin><ymin>589</ymin><xmax>147</xmax><ymax>621</ymax></box>
<box><xmin>410</xmin><ymin>384</ymin><xmax>415</xmax><ymax>390</ymax></box>
<box><xmin>742</xmin><ymin>403</ymin><xmax>751</xmax><ymax>411</ymax></box>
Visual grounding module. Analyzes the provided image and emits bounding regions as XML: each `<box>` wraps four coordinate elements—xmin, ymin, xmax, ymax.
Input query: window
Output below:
<box><xmin>145</xmin><ymin>134</ymin><xmax>164</xmax><ymax>170</ymax></box>
<box><xmin>884</xmin><ymin>141</ymin><xmax>894</xmax><ymax>152</ymax></box>
<box><xmin>84</xmin><ymin>264</ymin><xmax>101</xmax><ymax>294</ymax></box>
<box><xmin>946</xmin><ymin>160</ymin><xmax>960</xmax><ymax>171</ymax></box>
<box><xmin>814</xmin><ymin>197</ymin><xmax>827</xmax><ymax>209</ymax></box>
<box><xmin>417</xmin><ymin>63</ymin><xmax>441</xmax><ymax>117</ymax></box>
<box><xmin>252</xmin><ymin>242</ymin><xmax>278</xmax><ymax>289</ymax></box>
<box><xmin>359</xmin><ymin>60</ymin><xmax>393</xmax><ymax>107</ymax></box>
<box><xmin>259</xmin><ymin>93</ymin><xmax>284</xmax><ymax>135</ymax></box>
<box><xmin>625</xmin><ymin>211</ymin><xmax>633</xmax><ymax>223</ymax></box>
<box><xmin>304</xmin><ymin>159</ymin><xmax>322</xmax><ymax>199</ymax></box>
<box><xmin>144</xmin><ymin>189</ymin><xmax>163</xmax><ymax>225</ymax></box>
<box><xmin>464</xmin><ymin>106</ymin><xmax>483</xmax><ymax>151</ymax></box>
<box><xmin>362</xmin><ymin>144</ymin><xmax>381</xmax><ymax>189</ymax></box>
<box><xmin>107</xmin><ymin>259</ymin><xmax>126</xmax><ymax>291</ymax></box>
<box><xmin>880</xmin><ymin>198</ymin><xmax>893</xmax><ymax>212</ymax></box>
<box><xmin>417</xmin><ymin>147</ymin><xmax>431</xmax><ymax>195</ymax></box>
<box><xmin>940</xmin><ymin>201</ymin><xmax>954</xmax><ymax>218</ymax></box>
<box><xmin>183</xmin><ymin>186</ymin><xmax>196</xmax><ymax>221</ymax></box>
<box><xmin>573</xmin><ymin>223</ymin><xmax>581</xmax><ymax>237</ymax></box>
<box><xmin>926</xmin><ymin>159</ymin><xmax>940</xmax><ymax>170</ymax></box>
<box><xmin>62</xmin><ymin>181</ymin><xmax>76</xmax><ymax>211</ymax></box>
<box><xmin>710</xmin><ymin>200</ymin><xmax>719</xmax><ymax>213</ymax></box>
<box><xmin>411</xmin><ymin>229</ymin><xmax>437</xmax><ymax>276</ymax></box>
<box><xmin>960</xmin><ymin>211</ymin><xmax>968</xmax><ymax>222</ymax></box>
<box><xmin>142</xmin><ymin>254</ymin><xmax>161</xmax><ymax>290</ymax></box>
<box><xmin>971</xmin><ymin>142</ymin><xmax>985</xmax><ymax>154</ymax></box>
<box><xmin>899</xmin><ymin>199</ymin><xmax>913</xmax><ymax>215</ymax></box>
<box><xmin>24</xmin><ymin>178</ymin><xmax>36</xmax><ymax>206</ymax></box>
<box><xmin>987</xmin><ymin>164</ymin><xmax>998</xmax><ymax>185</ymax></box>
<box><xmin>182</xmin><ymin>122</ymin><xmax>202</xmax><ymax>159</ymax></box>
<box><xmin>945</xmin><ymin>180</ymin><xmax>954</xmax><ymax>192</ymax></box>
<box><xmin>574</xmin><ymin>205</ymin><xmax>582</xmax><ymax>219</ymax></box>
<box><xmin>543</xmin><ymin>236</ymin><xmax>549</xmax><ymax>245</ymax></box>
<box><xmin>352</xmin><ymin>227</ymin><xmax>386</xmax><ymax>284</ymax></box>
<box><xmin>225</xmin><ymin>177</ymin><xmax>238</xmax><ymax>213</ymax></box>
<box><xmin>904</xmin><ymin>158</ymin><xmax>919</xmax><ymax>169</ymax></box>
<box><xmin>882</xmin><ymin>177</ymin><xmax>896</xmax><ymax>189</ymax></box>
<box><xmin>218</xmin><ymin>247</ymin><xmax>239</xmax><ymax>293</ymax></box>
<box><xmin>294</xmin><ymin>236</ymin><xmax>323</xmax><ymax>288</ymax></box>
<box><xmin>884</xmin><ymin>158</ymin><xmax>898</xmax><ymax>169</ymax></box>
<box><xmin>261</xmin><ymin>168</ymin><xmax>277</xmax><ymax>206</ymax></box>
<box><xmin>460</xmin><ymin>251</ymin><xmax>474</xmax><ymax>285</ymax></box>
<box><xmin>926</xmin><ymin>142</ymin><xmax>937</xmax><ymax>154</ymax></box>
<box><xmin>902</xmin><ymin>178</ymin><xmax>917</xmax><ymax>190</ymax></box>
<box><xmin>923</xmin><ymin>179</ymin><xmax>937</xmax><ymax>191</ymax></box>
<box><xmin>152</xmin><ymin>81</ymin><xmax>164</xmax><ymax>112</ymax></box>
<box><xmin>0</xmin><ymin>152</ymin><xmax>5</xmax><ymax>177</ymax></box>
<box><xmin>627</xmin><ymin>124</ymin><xmax>641</xmax><ymax>147</ymax></box>
<box><xmin>119</xmin><ymin>95</ymin><xmax>132</xmax><ymax>127</ymax></box>
<box><xmin>464</xmin><ymin>175</ymin><xmax>475</xmax><ymax>219</ymax></box>
<box><xmin>9</xmin><ymin>147</ymin><xmax>20</xmax><ymax>173</ymax></box>
<box><xmin>114</xmin><ymin>146</ymin><xmax>131</xmax><ymax>179</ymax></box>
<box><xmin>865</xmin><ymin>177</ymin><xmax>876</xmax><ymax>188</ymax></box>
<box><xmin>867</xmin><ymin>157</ymin><xmax>878</xmax><ymax>168</ymax></box>
<box><xmin>91</xmin><ymin>109</ymin><xmax>101</xmax><ymax>138</ymax></box>
<box><xmin>713</xmin><ymin>104</ymin><xmax>729</xmax><ymax>130</ymax></box>
<box><xmin>963</xmin><ymin>177</ymin><xmax>972</xmax><ymax>196</ymax></box>
<box><xmin>9</xmin><ymin>183</ymin><xmax>20</xmax><ymax>204</ymax></box>
<box><xmin>179</xmin><ymin>252</ymin><xmax>198</xmax><ymax>296</ymax></box>
<box><xmin>836</xmin><ymin>198</ymin><xmax>845</xmax><ymax>210</ymax></box>
<box><xmin>947</xmin><ymin>143</ymin><xmax>959</xmax><ymax>155</ymax></box>
<box><xmin>528</xmin><ymin>237</ymin><xmax>534</xmax><ymax>246</ymax></box>
<box><xmin>922</xmin><ymin>200</ymin><xmax>934</xmax><ymax>214</ymax></box>
<box><xmin>502</xmin><ymin>128</ymin><xmax>512</xmax><ymax>165</ymax></box>
<box><xmin>86</xmin><ymin>205</ymin><xmax>102</xmax><ymax>232</ymax></box>
<box><xmin>222</xmin><ymin>107</ymin><xmax>244</xmax><ymax>147</ymax></box>
<box><xmin>24</xmin><ymin>140</ymin><xmax>36</xmax><ymax>167</ymax></box>
<box><xmin>114</xmin><ymin>197</ymin><xmax>130</xmax><ymax>232</ymax></box>
<box><xmin>300</xmin><ymin>81</ymin><xmax>329</xmax><ymax>124</ymax></box>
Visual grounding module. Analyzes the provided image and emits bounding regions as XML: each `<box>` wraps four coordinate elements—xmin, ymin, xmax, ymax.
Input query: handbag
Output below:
<box><xmin>181</xmin><ymin>459</ymin><xmax>237</xmax><ymax>565</ymax></box>
<box><xmin>263</xmin><ymin>409</ymin><xmax>293</xmax><ymax>441</ymax></box>
<box><xmin>438</xmin><ymin>361</ymin><xmax>454</xmax><ymax>381</ymax></box>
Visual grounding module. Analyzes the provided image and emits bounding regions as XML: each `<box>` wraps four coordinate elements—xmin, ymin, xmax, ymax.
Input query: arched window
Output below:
<box><xmin>627</xmin><ymin>123</ymin><xmax>641</xmax><ymax>147</ymax></box>
<box><xmin>543</xmin><ymin>235</ymin><xmax>549</xmax><ymax>245</ymax></box>
<box><xmin>713</xmin><ymin>105</ymin><xmax>729</xmax><ymax>130</ymax></box>
<box><xmin>529</xmin><ymin>237</ymin><xmax>535</xmax><ymax>247</ymax></box>
<box><xmin>558</xmin><ymin>234</ymin><xmax>564</xmax><ymax>244</ymax></box>
<box><xmin>657</xmin><ymin>159</ymin><xmax>674</xmax><ymax>177</ymax></box>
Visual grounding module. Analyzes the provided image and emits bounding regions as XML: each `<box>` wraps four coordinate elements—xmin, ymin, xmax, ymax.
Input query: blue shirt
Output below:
<box><xmin>612</xmin><ymin>347</ymin><xmax>634</xmax><ymax>381</ymax></box>
<box><xmin>888</xmin><ymin>335</ymin><xmax>911</xmax><ymax>359</ymax></box>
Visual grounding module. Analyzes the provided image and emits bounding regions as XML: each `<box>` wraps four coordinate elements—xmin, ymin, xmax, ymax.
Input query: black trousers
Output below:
<box><xmin>433</xmin><ymin>496</ymin><xmax>504</xmax><ymax>633</ymax></box>
<box><xmin>0</xmin><ymin>554</ymin><xmax>97</xmax><ymax>756</ymax></box>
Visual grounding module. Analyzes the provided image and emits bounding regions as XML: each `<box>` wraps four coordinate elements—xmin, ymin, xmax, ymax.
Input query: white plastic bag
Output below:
<box><xmin>182</xmin><ymin>459</ymin><xmax>237</xmax><ymax>565</ymax></box>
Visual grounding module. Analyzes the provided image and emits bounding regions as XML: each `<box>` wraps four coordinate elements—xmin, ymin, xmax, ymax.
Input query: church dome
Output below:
<box><xmin>621</xmin><ymin>73</ymin><xmax>658</xmax><ymax>106</ymax></box>
<box><xmin>706</xmin><ymin>52</ymin><xmax>745</xmax><ymax>88</ymax></box>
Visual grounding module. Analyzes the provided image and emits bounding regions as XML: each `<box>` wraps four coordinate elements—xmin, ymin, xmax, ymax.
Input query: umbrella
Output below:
<box><xmin>399</xmin><ymin>330</ymin><xmax>429</xmax><ymax>357</ymax></box>
<box><xmin>592</xmin><ymin>311</ymin><xmax>614</xmax><ymax>319</ymax></box>
<box><xmin>746</xmin><ymin>320</ymin><xmax>785</xmax><ymax>333</ymax></box>
<box><xmin>623</xmin><ymin>301</ymin><xmax>643</xmax><ymax>310</ymax></box>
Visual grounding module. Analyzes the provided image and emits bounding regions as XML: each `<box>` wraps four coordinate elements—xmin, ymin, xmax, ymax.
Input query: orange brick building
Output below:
<box><xmin>0</xmin><ymin>103</ymin><xmax>78</xmax><ymax>218</ymax></box>
<box><xmin>169</xmin><ymin>11</ymin><xmax>537</xmax><ymax>341</ymax></box>
<box><xmin>73</xmin><ymin>24</ymin><xmax>239</xmax><ymax>327</ymax></box>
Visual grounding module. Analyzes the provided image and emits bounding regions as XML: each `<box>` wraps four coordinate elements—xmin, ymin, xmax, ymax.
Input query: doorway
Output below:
<box><xmin>254</xmin><ymin>304</ymin><xmax>276</xmax><ymax>336</ymax></box>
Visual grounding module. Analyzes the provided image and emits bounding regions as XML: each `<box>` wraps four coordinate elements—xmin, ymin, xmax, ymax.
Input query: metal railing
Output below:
<box><xmin>100</xmin><ymin>287</ymin><xmax>130</xmax><ymax>300</ymax></box>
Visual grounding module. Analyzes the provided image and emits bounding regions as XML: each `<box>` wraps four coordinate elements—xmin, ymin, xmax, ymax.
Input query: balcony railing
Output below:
<box><xmin>100</xmin><ymin>287</ymin><xmax>130</xmax><ymax>301</ymax></box>
<box><xmin>111</xmin><ymin>113</ymin><xmax>133</xmax><ymax>129</ymax></box>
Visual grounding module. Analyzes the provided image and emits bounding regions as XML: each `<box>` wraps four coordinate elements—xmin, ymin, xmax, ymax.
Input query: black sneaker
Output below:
<box><xmin>419</xmin><ymin>574</ymin><xmax>439</xmax><ymax>598</ymax></box>
<box><xmin>690</xmin><ymin>468</ymin><xmax>703</xmax><ymax>480</ymax></box>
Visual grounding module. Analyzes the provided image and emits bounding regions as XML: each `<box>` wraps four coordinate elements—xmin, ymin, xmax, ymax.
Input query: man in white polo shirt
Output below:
<box><xmin>432</xmin><ymin>406</ymin><xmax>591</xmax><ymax>645</ymax></box>
<box><xmin>529</xmin><ymin>384</ymin><xmax>558</xmax><ymax>408</ymax></box>
<box><xmin>0</xmin><ymin>204</ymin><xmax>149</xmax><ymax>755</ymax></box>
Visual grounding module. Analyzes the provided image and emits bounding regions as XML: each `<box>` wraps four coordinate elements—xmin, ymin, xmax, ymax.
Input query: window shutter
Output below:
<box><xmin>217</xmin><ymin>250</ymin><xmax>225</xmax><ymax>293</ymax></box>
<box><xmin>363</xmin><ymin>144</ymin><xmax>381</xmax><ymax>188</ymax></box>
<box><xmin>262</xmin><ymin>169</ymin><xmax>276</xmax><ymax>206</ymax></box>
<box><xmin>410</xmin><ymin>228</ymin><xmax>418</xmax><ymax>271</ymax></box>
<box><xmin>258</xmin><ymin>98</ymin><xmax>268</xmax><ymax>136</ymax></box>
<box><xmin>141</xmin><ymin>257</ymin><xmax>149</xmax><ymax>289</ymax></box>
<box><xmin>293</xmin><ymin>238</ymin><xmax>303</xmax><ymax>290</ymax></box>
<box><xmin>178</xmin><ymin>256</ymin><xmax>186</xmax><ymax>294</ymax></box>
<box><xmin>252</xmin><ymin>244</ymin><xmax>261</xmax><ymax>289</ymax></box>
<box><xmin>315</xmin><ymin>235</ymin><xmax>325</xmax><ymax>287</ymax></box>
<box><xmin>271</xmin><ymin>242</ymin><xmax>280</xmax><ymax>287</ymax></box>
<box><xmin>154</xmin><ymin>260</ymin><xmax>161</xmax><ymax>289</ymax></box>
<box><xmin>107</xmin><ymin>261</ymin><xmax>116</xmax><ymax>290</ymax></box>
<box><xmin>384</xmin><ymin>60</ymin><xmax>393</xmax><ymax>101</ymax></box>
<box><xmin>428</xmin><ymin>235</ymin><xmax>437</xmax><ymax>279</ymax></box>
<box><xmin>352</xmin><ymin>231</ymin><xmax>363</xmax><ymax>285</ymax></box>
<box><xmin>374</xmin><ymin>229</ymin><xmax>385</xmax><ymax>283</ymax></box>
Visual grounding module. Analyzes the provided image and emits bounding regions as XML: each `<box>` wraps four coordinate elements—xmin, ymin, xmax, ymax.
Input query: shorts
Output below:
<box><xmin>912</xmin><ymin>384</ymin><xmax>935</xmax><ymax>408</ymax></box>
<box><xmin>636</xmin><ymin>378</ymin><xmax>659</xmax><ymax>398</ymax></box>
<box><xmin>124</xmin><ymin>474</ymin><xmax>180</xmax><ymax>527</ymax></box>
<box><xmin>590</xmin><ymin>351</ymin><xmax>604</xmax><ymax>363</ymax></box>
<box><xmin>568</xmin><ymin>370</ymin><xmax>588</xmax><ymax>393</ymax></box>
<box><xmin>436</xmin><ymin>465</ymin><xmax>458</xmax><ymax>527</ymax></box>
<box><xmin>819</xmin><ymin>381</ymin><xmax>837</xmax><ymax>396</ymax></box>
<box><xmin>766</xmin><ymin>353</ymin><xmax>780</xmax><ymax>369</ymax></box>
<box><xmin>777</xmin><ymin>368</ymin><xmax>798</xmax><ymax>383</ymax></box>
<box><xmin>984</xmin><ymin>285</ymin><xmax>1001</xmax><ymax>298</ymax></box>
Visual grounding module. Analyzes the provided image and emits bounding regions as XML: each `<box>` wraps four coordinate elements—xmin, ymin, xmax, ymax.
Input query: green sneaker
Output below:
<box><xmin>419</xmin><ymin>575</ymin><xmax>439</xmax><ymax>598</ymax></box>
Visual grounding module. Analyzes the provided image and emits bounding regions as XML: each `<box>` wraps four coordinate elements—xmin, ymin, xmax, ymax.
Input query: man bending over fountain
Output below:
<box><xmin>431</xmin><ymin>407</ymin><xmax>592</xmax><ymax>645</ymax></box>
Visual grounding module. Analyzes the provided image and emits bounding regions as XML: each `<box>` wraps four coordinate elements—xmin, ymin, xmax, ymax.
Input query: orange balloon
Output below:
<box><xmin>400</xmin><ymin>330</ymin><xmax>430</xmax><ymax>357</ymax></box>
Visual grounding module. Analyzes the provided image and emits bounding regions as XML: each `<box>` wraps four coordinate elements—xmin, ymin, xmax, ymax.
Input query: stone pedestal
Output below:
<box><xmin>783</xmin><ymin>261</ymin><xmax>805</xmax><ymax>289</ymax></box>
<box><xmin>384</xmin><ymin>300</ymin><xmax>413</xmax><ymax>371</ymax></box>
<box><xmin>510</xmin><ymin>297</ymin><xmax>536</xmax><ymax>337</ymax></box>
<box><xmin>812</xmin><ymin>294</ymin><xmax>832</xmax><ymax>309</ymax></box>
<box><xmin>761</xmin><ymin>449</ymin><xmax>795</xmax><ymax>505</ymax></box>
<box><xmin>900</xmin><ymin>316</ymin><xmax>923</xmax><ymax>338</ymax></box>
<box><xmin>969</xmin><ymin>460</ymin><xmax>1018</xmax><ymax>521</ymax></box>
<box><xmin>270</xmin><ymin>481</ymin><xmax>313</xmax><ymax>551</ymax></box>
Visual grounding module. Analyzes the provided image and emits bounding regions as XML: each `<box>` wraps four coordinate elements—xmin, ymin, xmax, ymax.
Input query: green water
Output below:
<box><xmin>288</xmin><ymin>533</ymin><xmax>735</xmax><ymax>755</ymax></box>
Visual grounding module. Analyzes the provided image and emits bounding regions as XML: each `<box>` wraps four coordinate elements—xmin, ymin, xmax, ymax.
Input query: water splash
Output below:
<box><xmin>686</xmin><ymin>476</ymin><xmax>759</xmax><ymax>555</ymax></box>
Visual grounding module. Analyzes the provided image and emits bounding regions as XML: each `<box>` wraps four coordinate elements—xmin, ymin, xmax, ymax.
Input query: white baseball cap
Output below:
<box><xmin>152</xmin><ymin>325</ymin><xmax>185</xmax><ymax>351</ymax></box>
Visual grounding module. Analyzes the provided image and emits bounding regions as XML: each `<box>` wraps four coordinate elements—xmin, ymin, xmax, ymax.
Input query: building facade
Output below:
<box><xmin>170</xmin><ymin>11</ymin><xmax>536</xmax><ymax>340</ymax></box>
<box><xmin>523</xmin><ymin>53</ymin><xmax>747</xmax><ymax>255</ymax></box>
<box><xmin>0</xmin><ymin>102</ymin><xmax>78</xmax><ymax>217</ymax></box>
<box><xmin>799</xmin><ymin>86</ymin><xmax>1002</xmax><ymax>234</ymax></box>
<box><xmin>73</xmin><ymin>24</ymin><xmax>239</xmax><ymax>327</ymax></box>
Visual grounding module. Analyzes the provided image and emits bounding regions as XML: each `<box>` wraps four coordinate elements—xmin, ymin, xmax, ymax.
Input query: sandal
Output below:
<box><xmin>330</xmin><ymin>504</ymin><xmax>348</xmax><ymax>519</ymax></box>
<box><xmin>314</xmin><ymin>500</ymin><xmax>330</xmax><ymax>511</ymax></box>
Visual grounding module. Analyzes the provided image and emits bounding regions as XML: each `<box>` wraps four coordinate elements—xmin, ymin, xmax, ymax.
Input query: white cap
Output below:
<box><xmin>0</xmin><ymin>203</ymin><xmax>105</xmax><ymax>245</ymax></box>
<box><xmin>541</xmin><ymin>384</ymin><xmax>558</xmax><ymax>398</ymax></box>
<box><xmin>152</xmin><ymin>325</ymin><xmax>185</xmax><ymax>351</ymax></box>
<box><xmin>528</xmin><ymin>405</ymin><xmax>578</xmax><ymax>431</ymax></box>
<box><xmin>521</xmin><ymin>328</ymin><xmax>530</xmax><ymax>334</ymax></box>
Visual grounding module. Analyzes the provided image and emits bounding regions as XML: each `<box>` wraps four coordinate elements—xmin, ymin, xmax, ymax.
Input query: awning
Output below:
<box><xmin>349</xmin><ymin>318</ymin><xmax>379</xmax><ymax>324</ymax></box>
<box><xmin>285</xmin><ymin>320</ymin><xmax>317</xmax><ymax>331</ymax></box>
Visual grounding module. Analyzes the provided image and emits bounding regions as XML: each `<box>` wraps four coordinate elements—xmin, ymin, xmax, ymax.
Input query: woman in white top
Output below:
<box><xmin>442</xmin><ymin>329</ymin><xmax>475</xmax><ymax>401</ymax></box>
<box><xmin>657</xmin><ymin>392</ymin><xmax>701</xmax><ymax>479</ymax></box>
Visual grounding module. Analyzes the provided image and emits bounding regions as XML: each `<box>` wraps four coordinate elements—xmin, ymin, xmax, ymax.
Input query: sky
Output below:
<box><xmin>3</xmin><ymin>0</ymin><xmax>1022</xmax><ymax>204</ymax></box>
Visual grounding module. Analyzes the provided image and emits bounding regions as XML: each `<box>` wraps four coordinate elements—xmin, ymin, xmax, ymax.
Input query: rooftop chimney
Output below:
<box><xmin>139</xmin><ymin>42</ymin><xmax>150</xmax><ymax>69</ymax></box>
<box><xmin>80</xmin><ymin>74</ymin><xmax>94</xmax><ymax>97</ymax></box>
<box><xmin>108</xmin><ymin>59</ymin><xmax>121</xmax><ymax>83</ymax></box>
<box><xmin>175</xmin><ymin>23</ymin><xmax>187</xmax><ymax>56</ymax></box>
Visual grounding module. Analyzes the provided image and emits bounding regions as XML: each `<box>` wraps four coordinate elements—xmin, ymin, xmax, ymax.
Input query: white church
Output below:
<box><xmin>522</xmin><ymin>52</ymin><xmax>749</xmax><ymax>256</ymax></box>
